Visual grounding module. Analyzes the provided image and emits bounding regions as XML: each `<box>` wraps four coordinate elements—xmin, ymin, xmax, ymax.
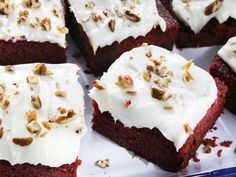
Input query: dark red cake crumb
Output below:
<box><xmin>212</xmin><ymin>127</ymin><xmax>218</xmax><ymax>131</ymax></box>
<box><xmin>92</xmin><ymin>79</ymin><xmax>227</xmax><ymax>172</ymax></box>
<box><xmin>217</xmin><ymin>149</ymin><xmax>223</xmax><ymax>157</ymax></box>
<box><xmin>220</xmin><ymin>141</ymin><xmax>233</xmax><ymax>148</ymax></box>
<box><xmin>66</xmin><ymin>0</ymin><xmax>178</xmax><ymax>75</ymax></box>
<box><xmin>192</xmin><ymin>153</ymin><xmax>200</xmax><ymax>163</ymax></box>
<box><xmin>203</xmin><ymin>145</ymin><xmax>212</xmax><ymax>154</ymax></box>
<box><xmin>202</xmin><ymin>137</ymin><xmax>218</xmax><ymax>147</ymax></box>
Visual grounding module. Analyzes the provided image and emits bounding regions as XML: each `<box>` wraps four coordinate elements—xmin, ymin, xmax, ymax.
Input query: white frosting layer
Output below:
<box><xmin>0</xmin><ymin>0</ymin><xmax>66</xmax><ymax>48</ymax></box>
<box><xmin>218</xmin><ymin>36</ymin><xmax>236</xmax><ymax>73</ymax></box>
<box><xmin>172</xmin><ymin>0</ymin><xmax>236</xmax><ymax>33</ymax></box>
<box><xmin>0</xmin><ymin>63</ymin><xmax>85</xmax><ymax>167</ymax></box>
<box><xmin>89</xmin><ymin>45</ymin><xmax>218</xmax><ymax>150</ymax></box>
<box><xmin>68</xmin><ymin>0</ymin><xmax>166</xmax><ymax>53</ymax></box>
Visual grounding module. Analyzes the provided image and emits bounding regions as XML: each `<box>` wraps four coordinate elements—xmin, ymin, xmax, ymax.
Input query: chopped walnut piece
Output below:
<box><xmin>29</xmin><ymin>17</ymin><xmax>40</xmax><ymax>28</ymax></box>
<box><xmin>5</xmin><ymin>65</ymin><xmax>15</xmax><ymax>72</ymax></box>
<box><xmin>183</xmin><ymin>70</ymin><xmax>194</xmax><ymax>83</ymax></box>
<box><xmin>67</xmin><ymin>109</ymin><xmax>76</xmax><ymax>118</ymax></box>
<box><xmin>13</xmin><ymin>137</ymin><xmax>33</xmax><ymax>146</ymax></box>
<box><xmin>0</xmin><ymin>84</ymin><xmax>6</xmax><ymax>96</ymax></box>
<box><xmin>56</xmin><ymin>115</ymin><xmax>73</xmax><ymax>124</ymax></box>
<box><xmin>27</xmin><ymin>120</ymin><xmax>41</xmax><ymax>134</ymax></box>
<box><xmin>108</xmin><ymin>19</ymin><xmax>116</xmax><ymax>32</ymax></box>
<box><xmin>0</xmin><ymin>128</ymin><xmax>3</xmax><ymax>139</ymax></box>
<box><xmin>22</xmin><ymin>0</ymin><xmax>41</xmax><ymax>9</ymax></box>
<box><xmin>55</xmin><ymin>90</ymin><xmax>67</xmax><ymax>97</ymax></box>
<box><xmin>85</xmin><ymin>1</ymin><xmax>95</xmax><ymax>9</ymax></box>
<box><xmin>124</xmin><ymin>10</ymin><xmax>141</xmax><ymax>22</ymax></box>
<box><xmin>151</xmin><ymin>59</ymin><xmax>161</xmax><ymax>66</ymax></box>
<box><xmin>203</xmin><ymin>145</ymin><xmax>212</xmax><ymax>154</ymax></box>
<box><xmin>57</xmin><ymin>107</ymin><xmax>67</xmax><ymax>114</ymax></box>
<box><xmin>57</xmin><ymin>25</ymin><xmax>69</xmax><ymax>34</ymax></box>
<box><xmin>125</xmin><ymin>90</ymin><xmax>137</xmax><ymax>96</ymax></box>
<box><xmin>92</xmin><ymin>80</ymin><xmax>106</xmax><ymax>90</ymax></box>
<box><xmin>183</xmin><ymin>60</ymin><xmax>193</xmax><ymax>70</ymax></box>
<box><xmin>162</xmin><ymin>93</ymin><xmax>172</xmax><ymax>101</ymax></box>
<box><xmin>116</xmin><ymin>75</ymin><xmax>134</xmax><ymax>88</ymax></box>
<box><xmin>91</xmin><ymin>12</ymin><xmax>99</xmax><ymax>22</ymax></box>
<box><xmin>75</xmin><ymin>127</ymin><xmax>83</xmax><ymax>134</ymax></box>
<box><xmin>0</xmin><ymin>96</ymin><xmax>10</xmax><ymax>110</ymax></box>
<box><xmin>52</xmin><ymin>5</ymin><xmax>61</xmax><ymax>17</ymax></box>
<box><xmin>164</xmin><ymin>103</ymin><xmax>173</xmax><ymax>110</ymax></box>
<box><xmin>48</xmin><ymin>113</ymin><xmax>57</xmax><ymax>122</ymax></box>
<box><xmin>17</xmin><ymin>10</ymin><xmax>29</xmax><ymax>24</ymax></box>
<box><xmin>0</xmin><ymin>1</ymin><xmax>14</xmax><ymax>15</ymax></box>
<box><xmin>151</xmin><ymin>87</ymin><xmax>165</xmax><ymax>100</ymax></box>
<box><xmin>27</xmin><ymin>76</ymin><xmax>38</xmax><ymax>84</ymax></box>
<box><xmin>146</xmin><ymin>65</ymin><xmax>154</xmax><ymax>72</ymax></box>
<box><xmin>31</xmin><ymin>95</ymin><xmax>42</xmax><ymax>109</ymax></box>
<box><xmin>183</xmin><ymin>123</ymin><xmax>193</xmax><ymax>134</ymax></box>
<box><xmin>26</xmin><ymin>110</ymin><xmax>38</xmax><ymax>122</ymax></box>
<box><xmin>145</xmin><ymin>51</ymin><xmax>152</xmax><ymax>58</ymax></box>
<box><xmin>42</xmin><ymin>121</ymin><xmax>53</xmax><ymax>130</ymax></box>
<box><xmin>41</xmin><ymin>18</ymin><xmax>51</xmax><ymax>31</ymax></box>
<box><xmin>205</xmin><ymin>0</ymin><xmax>224</xmax><ymax>16</ymax></box>
<box><xmin>143</xmin><ymin>71</ymin><xmax>151</xmax><ymax>82</ymax></box>
<box><xmin>124</xmin><ymin>99</ymin><xmax>131</xmax><ymax>108</ymax></box>
<box><xmin>32</xmin><ymin>63</ymin><xmax>53</xmax><ymax>76</ymax></box>
<box><xmin>95</xmin><ymin>159</ymin><xmax>110</xmax><ymax>169</ymax></box>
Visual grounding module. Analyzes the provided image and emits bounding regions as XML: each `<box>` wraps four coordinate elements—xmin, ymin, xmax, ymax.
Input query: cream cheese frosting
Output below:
<box><xmin>0</xmin><ymin>0</ymin><xmax>67</xmax><ymax>48</ymax></box>
<box><xmin>89</xmin><ymin>45</ymin><xmax>218</xmax><ymax>150</ymax></box>
<box><xmin>0</xmin><ymin>63</ymin><xmax>85</xmax><ymax>167</ymax></box>
<box><xmin>218</xmin><ymin>36</ymin><xmax>236</xmax><ymax>73</ymax></box>
<box><xmin>172</xmin><ymin>0</ymin><xmax>236</xmax><ymax>33</ymax></box>
<box><xmin>68</xmin><ymin>0</ymin><xmax>166</xmax><ymax>53</ymax></box>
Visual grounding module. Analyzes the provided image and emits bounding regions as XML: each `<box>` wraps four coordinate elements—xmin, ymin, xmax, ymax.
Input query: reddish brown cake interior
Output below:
<box><xmin>160</xmin><ymin>0</ymin><xmax>236</xmax><ymax>48</ymax></box>
<box><xmin>0</xmin><ymin>159</ymin><xmax>81</xmax><ymax>177</ymax></box>
<box><xmin>92</xmin><ymin>79</ymin><xmax>227</xmax><ymax>172</ymax></box>
<box><xmin>66</xmin><ymin>0</ymin><xmax>178</xmax><ymax>75</ymax></box>
<box><xmin>0</xmin><ymin>40</ymin><xmax>66</xmax><ymax>65</ymax></box>
<box><xmin>209</xmin><ymin>56</ymin><xmax>236</xmax><ymax>114</ymax></box>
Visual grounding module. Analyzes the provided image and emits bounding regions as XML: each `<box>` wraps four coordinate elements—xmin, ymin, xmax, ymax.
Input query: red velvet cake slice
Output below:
<box><xmin>0</xmin><ymin>63</ymin><xmax>85</xmax><ymax>177</ymax></box>
<box><xmin>89</xmin><ymin>45</ymin><xmax>227</xmax><ymax>172</ymax></box>
<box><xmin>66</xmin><ymin>0</ymin><xmax>178</xmax><ymax>75</ymax></box>
<box><xmin>0</xmin><ymin>0</ymin><xmax>68</xmax><ymax>64</ymax></box>
<box><xmin>209</xmin><ymin>37</ymin><xmax>236</xmax><ymax>114</ymax></box>
<box><xmin>160</xmin><ymin>0</ymin><xmax>236</xmax><ymax>48</ymax></box>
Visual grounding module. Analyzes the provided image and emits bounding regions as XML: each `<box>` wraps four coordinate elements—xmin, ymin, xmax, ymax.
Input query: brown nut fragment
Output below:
<box><xmin>27</xmin><ymin>120</ymin><xmax>41</xmax><ymax>134</ymax></box>
<box><xmin>57</xmin><ymin>25</ymin><xmax>69</xmax><ymax>34</ymax></box>
<box><xmin>0</xmin><ymin>84</ymin><xmax>6</xmax><ymax>96</ymax></box>
<box><xmin>67</xmin><ymin>109</ymin><xmax>76</xmax><ymax>118</ymax></box>
<box><xmin>145</xmin><ymin>51</ymin><xmax>152</xmax><ymax>58</ymax></box>
<box><xmin>57</xmin><ymin>107</ymin><xmax>67</xmax><ymax>114</ymax></box>
<box><xmin>48</xmin><ymin>113</ymin><xmax>57</xmax><ymax>122</ymax></box>
<box><xmin>183</xmin><ymin>123</ymin><xmax>193</xmax><ymax>134</ymax></box>
<box><xmin>108</xmin><ymin>19</ymin><xmax>116</xmax><ymax>32</ymax></box>
<box><xmin>0</xmin><ymin>128</ymin><xmax>3</xmax><ymax>139</ymax></box>
<box><xmin>164</xmin><ymin>103</ymin><xmax>173</xmax><ymax>110</ymax></box>
<box><xmin>116</xmin><ymin>75</ymin><xmax>133</xmax><ymax>88</ymax></box>
<box><xmin>5</xmin><ymin>65</ymin><xmax>15</xmax><ymax>72</ymax></box>
<box><xmin>0</xmin><ymin>1</ymin><xmax>15</xmax><ymax>15</ymax></box>
<box><xmin>17</xmin><ymin>10</ymin><xmax>29</xmax><ymax>24</ymax></box>
<box><xmin>151</xmin><ymin>87</ymin><xmax>165</xmax><ymax>100</ymax></box>
<box><xmin>124</xmin><ymin>99</ymin><xmax>131</xmax><ymax>108</ymax></box>
<box><xmin>85</xmin><ymin>1</ymin><xmax>95</xmax><ymax>9</ymax></box>
<box><xmin>55</xmin><ymin>90</ymin><xmax>67</xmax><ymax>97</ymax></box>
<box><xmin>41</xmin><ymin>18</ymin><xmax>51</xmax><ymax>31</ymax></box>
<box><xmin>26</xmin><ymin>110</ymin><xmax>38</xmax><ymax>122</ymax></box>
<box><xmin>95</xmin><ymin>159</ymin><xmax>110</xmax><ymax>169</ymax></box>
<box><xmin>0</xmin><ymin>97</ymin><xmax>10</xmax><ymax>110</ymax></box>
<box><xmin>56</xmin><ymin>115</ymin><xmax>72</xmax><ymax>124</ymax></box>
<box><xmin>125</xmin><ymin>90</ymin><xmax>137</xmax><ymax>96</ymax></box>
<box><xmin>124</xmin><ymin>10</ymin><xmax>141</xmax><ymax>22</ymax></box>
<box><xmin>52</xmin><ymin>5</ymin><xmax>61</xmax><ymax>17</ymax></box>
<box><xmin>203</xmin><ymin>145</ymin><xmax>212</xmax><ymax>154</ymax></box>
<box><xmin>143</xmin><ymin>71</ymin><xmax>151</xmax><ymax>82</ymax></box>
<box><xmin>32</xmin><ymin>63</ymin><xmax>53</xmax><ymax>76</ymax></box>
<box><xmin>27</xmin><ymin>76</ymin><xmax>38</xmax><ymax>84</ymax></box>
<box><xmin>29</xmin><ymin>17</ymin><xmax>40</xmax><ymax>28</ymax></box>
<box><xmin>205</xmin><ymin>0</ymin><xmax>224</xmax><ymax>16</ymax></box>
<box><xmin>13</xmin><ymin>137</ymin><xmax>33</xmax><ymax>146</ymax></box>
<box><xmin>31</xmin><ymin>95</ymin><xmax>42</xmax><ymax>109</ymax></box>
<box><xmin>92</xmin><ymin>80</ymin><xmax>106</xmax><ymax>90</ymax></box>
<box><xmin>22</xmin><ymin>0</ymin><xmax>41</xmax><ymax>9</ymax></box>
<box><xmin>42</xmin><ymin>121</ymin><xmax>53</xmax><ymax>130</ymax></box>
<box><xmin>183</xmin><ymin>71</ymin><xmax>194</xmax><ymax>83</ymax></box>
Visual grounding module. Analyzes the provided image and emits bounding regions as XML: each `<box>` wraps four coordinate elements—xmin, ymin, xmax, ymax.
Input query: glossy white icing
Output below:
<box><xmin>0</xmin><ymin>63</ymin><xmax>85</xmax><ymax>167</ymax></box>
<box><xmin>172</xmin><ymin>0</ymin><xmax>236</xmax><ymax>33</ymax></box>
<box><xmin>0</xmin><ymin>0</ymin><xmax>67</xmax><ymax>48</ymax></box>
<box><xmin>89</xmin><ymin>45</ymin><xmax>218</xmax><ymax>150</ymax></box>
<box><xmin>68</xmin><ymin>0</ymin><xmax>166</xmax><ymax>53</ymax></box>
<box><xmin>218</xmin><ymin>36</ymin><xmax>236</xmax><ymax>73</ymax></box>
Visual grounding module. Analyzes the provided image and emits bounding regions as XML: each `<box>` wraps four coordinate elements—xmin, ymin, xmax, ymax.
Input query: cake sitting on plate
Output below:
<box><xmin>210</xmin><ymin>36</ymin><xmax>236</xmax><ymax>115</ymax></box>
<box><xmin>66</xmin><ymin>0</ymin><xmax>178</xmax><ymax>75</ymax></box>
<box><xmin>160</xmin><ymin>0</ymin><xmax>236</xmax><ymax>48</ymax></box>
<box><xmin>0</xmin><ymin>0</ymin><xmax>68</xmax><ymax>64</ymax></box>
<box><xmin>0</xmin><ymin>63</ymin><xmax>85</xmax><ymax>177</ymax></box>
<box><xmin>89</xmin><ymin>45</ymin><xmax>227</xmax><ymax>172</ymax></box>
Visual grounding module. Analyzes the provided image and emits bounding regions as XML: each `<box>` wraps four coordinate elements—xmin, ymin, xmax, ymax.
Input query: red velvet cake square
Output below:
<box><xmin>209</xmin><ymin>37</ymin><xmax>236</xmax><ymax>114</ymax></box>
<box><xmin>66</xmin><ymin>0</ymin><xmax>178</xmax><ymax>75</ymax></box>
<box><xmin>89</xmin><ymin>45</ymin><xmax>227</xmax><ymax>172</ymax></box>
<box><xmin>0</xmin><ymin>63</ymin><xmax>85</xmax><ymax>177</ymax></box>
<box><xmin>160</xmin><ymin>0</ymin><xmax>236</xmax><ymax>48</ymax></box>
<box><xmin>0</xmin><ymin>0</ymin><xmax>68</xmax><ymax>64</ymax></box>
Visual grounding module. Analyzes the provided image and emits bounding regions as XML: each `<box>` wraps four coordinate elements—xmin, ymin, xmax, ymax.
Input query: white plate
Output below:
<box><xmin>67</xmin><ymin>37</ymin><xmax>236</xmax><ymax>177</ymax></box>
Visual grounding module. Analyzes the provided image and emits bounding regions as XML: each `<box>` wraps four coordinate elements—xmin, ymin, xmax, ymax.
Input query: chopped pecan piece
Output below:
<box><xmin>5</xmin><ymin>65</ymin><xmax>15</xmax><ymax>72</ymax></box>
<box><xmin>31</xmin><ymin>95</ymin><xmax>42</xmax><ymax>109</ymax></box>
<box><xmin>124</xmin><ymin>10</ymin><xmax>141</xmax><ymax>22</ymax></box>
<box><xmin>13</xmin><ymin>137</ymin><xmax>33</xmax><ymax>146</ymax></box>
<box><xmin>108</xmin><ymin>19</ymin><xmax>116</xmax><ymax>32</ymax></box>
<box><xmin>151</xmin><ymin>87</ymin><xmax>165</xmax><ymax>100</ymax></box>
<box><xmin>92</xmin><ymin>80</ymin><xmax>106</xmax><ymax>90</ymax></box>
<box><xmin>205</xmin><ymin>0</ymin><xmax>224</xmax><ymax>16</ymax></box>
<box><xmin>116</xmin><ymin>75</ymin><xmax>134</xmax><ymax>88</ymax></box>
<box><xmin>27</xmin><ymin>120</ymin><xmax>41</xmax><ymax>134</ymax></box>
<box><xmin>32</xmin><ymin>63</ymin><xmax>53</xmax><ymax>76</ymax></box>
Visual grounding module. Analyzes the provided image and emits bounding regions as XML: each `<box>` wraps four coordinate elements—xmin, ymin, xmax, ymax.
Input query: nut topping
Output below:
<box><xmin>27</xmin><ymin>76</ymin><xmax>38</xmax><ymax>84</ymax></box>
<box><xmin>108</xmin><ymin>19</ymin><xmax>116</xmax><ymax>32</ymax></box>
<box><xmin>48</xmin><ymin>113</ymin><xmax>57</xmax><ymax>122</ymax></box>
<box><xmin>151</xmin><ymin>87</ymin><xmax>165</xmax><ymax>100</ymax></box>
<box><xmin>17</xmin><ymin>10</ymin><xmax>29</xmax><ymax>24</ymax></box>
<box><xmin>29</xmin><ymin>17</ymin><xmax>40</xmax><ymax>28</ymax></box>
<box><xmin>5</xmin><ymin>65</ymin><xmax>14</xmax><ymax>72</ymax></box>
<box><xmin>27</xmin><ymin>120</ymin><xmax>41</xmax><ymax>134</ymax></box>
<box><xmin>32</xmin><ymin>63</ymin><xmax>53</xmax><ymax>76</ymax></box>
<box><xmin>26</xmin><ymin>110</ymin><xmax>38</xmax><ymax>122</ymax></box>
<box><xmin>42</xmin><ymin>121</ymin><xmax>53</xmax><ymax>130</ymax></box>
<box><xmin>205</xmin><ymin>0</ymin><xmax>224</xmax><ymax>16</ymax></box>
<box><xmin>22</xmin><ymin>0</ymin><xmax>41</xmax><ymax>9</ymax></box>
<box><xmin>116</xmin><ymin>75</ymin><xmax>134</xmax><ymax>88</ymax></box>
<box><xmin>52</xmin><ymin>5</ymin><xmax>61</xmax><ymax>17</ymax></box>
<box><xmin>0</xmin><ymin>128</ymin><xmax>3</xmax><ymax>139</ymax></box>
<box><xmin>55</xmin><ymin>90</ymin><xmax>67</xmax><ymax>97</ymax></box>
<box><xmin>143</xmin><ymin>71</ymin><xmax>151</xmax><ymax>82</ymax></box>
<box><xmin>124</xmin><ymin>10</ymin><xmax>141</xmax><ymax>22</ymax></box>
<box><xmin>124</xmin><ymin>99</ymin><xmax>131</xmax><ymax>108</ymax></box>
<box><xmin>183</xmin><ymin>123</ymin><xmax>193</xmax><ymax>134</ymax></box>
<box><xmin>57</xmin><ymin>25</ymin><xmax>69</xmax><ymax>34</ymax></box>
<box><xmin>145</xmin><ymin>51</ymin><xmax>152</xmax><ymax>58</ymax></box>
<box><xmin>0</xmin><ymin>84</ymin><xmax>6</xmax><ymax>96</ymax></box>
<box><xmin>0</xmin><ymin>1</ymin><xmax>14</xmax><ymax>15</ymax></box>
<box><xmin>92</xmin><ymin>80</ymin><xmax>106</xmax><ymax>90</ymax></box>
<box><xmin>0</xmin><ymin>96</ymin><xmax>10</xmax><ymax>110</ymax></box>
<box><xmin>125</xmin><ymin>90</ymin><xmax>137</xmax><ymax>96</ymax></box>
<box><xmin>85</xmin><ymin>1</ymin><xmax>95</xmax><ymax>9</ymax></box>
<box><xmin>13</xmin><ymin>137</ymin><xmax>33</xmax><ymax>146</ymax></box>
<box><xmin>31</xmin><ymin>95</ymin><xmax>42</xmax><ymax>109</ymax></box>
<box><xmin>183</xmin><ymin>61</ymin><xmax>194</xmax><ymax>83</ymax></box>
<box><xmin>95</xmin><ymin>159</ymin><xmax>110</xmax><ymax>169</ymax></box>
<box><xmin>41</xmin><ymin>18</ymin><xmax>51</xmax><ymax>31</ymax></box>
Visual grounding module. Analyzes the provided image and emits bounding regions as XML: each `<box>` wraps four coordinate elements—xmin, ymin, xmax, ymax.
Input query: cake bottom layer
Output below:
<box><xmin>0</xmin><ymin>159</ymin><xmax>81</xmax><ymax>177</ymax></box>
<box><xmin>209</xmin><ymin>56</ymin><xmax>236</xmax><ymax>114</ymax></box>
<box><xmin>92</xmin><ymin>79</ymin><xmax>227</xmax><ymax>172</ymax></box>
<box><xmin>0</xmin><ymin>40</ymin><xmax>66</xmax><ymax>65</ymax></box>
